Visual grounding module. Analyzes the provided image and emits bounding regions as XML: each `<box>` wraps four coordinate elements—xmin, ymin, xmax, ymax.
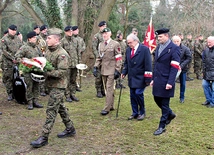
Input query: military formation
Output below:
<box><xmin>0</xmin><ymin>20</ymin><xmax>209</xmax><ymax>148</ymax></box>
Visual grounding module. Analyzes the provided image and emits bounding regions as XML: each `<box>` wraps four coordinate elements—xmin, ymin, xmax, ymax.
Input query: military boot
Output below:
<box><xmin>0</xmin><ymin>112</ymin><xmax>2</xmax><ymax>115</ymax></box>
<box><xmin>96</xmin><ymin>91</ymin><xmax>103</xmax><ymax>98</ymax></box>
<box><xmin>115</xmin><ymin>83</ymin><xmax>121</xmax><ymax>89</ymax></box>
<box><xmin>71</xmin><ymin>94</ymin><xmax>79</xmax><ymax>102</ymax></box>
<box><xmin>57</xmin><ymin>127</ymin><xmax>76</xmax><ymax>138</ymax></box>
<box><xmin>30</xmin><ymin>136</ymin><xmax>48</xmax><ymax>148</ymax></box>
<box><xmin>28</xmin><ymin>100</ymin><xmax>33</xmax><ymax>110</ymax></box>
<box><xmin>33</xmin><ymin>99</ymin><xmax>43</xmax><ymax>108</ymax></box>
<box><xmin>66</xmin><ymin>97</ymin><xmax>73</xmax><ymax>102</ymax></box>
<box><xmin>7</xmin><ymin>94</ymin><xmax>13</xmax><ymax>101</ymax></box>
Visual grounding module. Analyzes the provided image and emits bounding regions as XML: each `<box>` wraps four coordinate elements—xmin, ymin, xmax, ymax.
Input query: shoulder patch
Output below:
<box><xmin>61</xmin><ymin>55</ymin><xmax>66</xmax><ymax>59</ymax></box>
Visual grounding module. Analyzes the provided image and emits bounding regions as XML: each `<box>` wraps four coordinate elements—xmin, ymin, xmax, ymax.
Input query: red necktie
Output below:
<box><xmin>131</xmin><ymin>48</ymin><xmax>135</xmax><ymax>58</ymax></box>
<box><xmin>105</xmin><ymin>41</ymin><xmax>107</xmax><ymax>46</ymax></box>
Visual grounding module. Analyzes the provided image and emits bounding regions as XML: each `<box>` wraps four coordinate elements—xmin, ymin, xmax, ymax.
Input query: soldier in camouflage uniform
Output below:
<box><xmin>40</xmin><ymin>25</ymin><xmax>48</xmax><ymax>40</ymax></box>
<box><xmin>30</xmin><ymin>28</ymin><xmax>76</xmax><ymax>148</ymax></box>
<box><xmin>1</xmin><ymin>25</ymin><xmax>23</xmax><ymax>101</ymax></box>
<box><xmin>193</xmin><ymin>35</ymin><xmax>204</xmax><ymax>80</ymax></box>
<box><xmin>184</xmin><ymin>34</ymin><xmax>194</xmax><ymax>81</ymax></box>
<box><xmin>114</xmin><ymin>30</ymin><xmax>127</xmax><ymax>89</ymax></box>
<box><xmin>15</xmin><ymin>31</ymin><xmax>43</xmax><ymax>110</ymax></box>
<box><xmin>34</xmin><ymin>25</ymin><xmax>48</xmax><ymax>96</ymax></box>
<box><xmin>61</xmin><ymin>26</ymin><xmax>80</xmax><ymax>102</ymax></box>
<box><xmin>92</xmin><ymin>21</ymin><xmax>107</xmax><ymax>98</ymax></box>
<box><xmin>72</xmin><ymin>26</ymin><xmax>86</xmax><ymax>92</ymax></box>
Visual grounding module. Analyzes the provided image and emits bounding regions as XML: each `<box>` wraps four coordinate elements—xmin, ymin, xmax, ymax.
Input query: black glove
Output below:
<box><xmin>93</xmin><ymin>67</ymin><xmax>98</xmax><ymax>77</ymax></box>
<box><xmin>114</xmin><ymin>70</ymin><xmax>120</xmax><ymax>79</ymax></box>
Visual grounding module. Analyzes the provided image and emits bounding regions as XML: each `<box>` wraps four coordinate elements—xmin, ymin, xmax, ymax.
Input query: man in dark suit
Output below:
<box><xmin>150</xmin><ymin>28</ymin><xmax>180</xmax><ymax>135</ymax></box>
<box><xmin>121</xmin><ymin>33</ymin><xmax>152</xmax><ymax>121</ymax></box>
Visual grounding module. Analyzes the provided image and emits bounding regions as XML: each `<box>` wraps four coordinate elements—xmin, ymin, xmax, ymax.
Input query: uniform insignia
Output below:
<box><xmin>118</xmin><ymin>47</ymin><xmax>120</xmax><ymax>51</ymax></box>
<box><xmin>61</xmin><ymin>55</ymin><xmax>66</xmax><ymax>59</ymax></box>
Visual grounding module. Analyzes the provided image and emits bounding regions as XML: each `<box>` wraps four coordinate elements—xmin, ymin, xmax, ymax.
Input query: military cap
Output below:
<box><xmin>64</xmin><ymin>26</ymin><xmax>72</xmax><ymax>32</ymax></box>
<box><xmin>101</xmin><ymin>27</ymin><xmax>111</xmax><ymax>33</ymax></box>
<box><xmin>34</xmin><ymin>25</ymin><xmax>40</xmax><ymax>30</ymax></box>
<box><xmin>4</xmin><ymin>30</ymin><xmax>8</xmax><ymax>35</ymax></box>
<box><xmin>27</xmin><ymin>31</ymin><xmax>37</xmax><ymax>39</ymax></box>
<box><xmin>98</xmin><ymin>21</ymin><xmax>106</xmax><ymax>27</ymax></box>
<box><xmin>72</xmin><ymin>26</ymin><xmax>78</xmax><ymax>31</ymax></box>
<box><xmin>9</xmin><ymin>25</ymin><xmax>17</xmax><ymax>31</ymax></box>
<box><xmin>47</xmin><ymin>28</ymin><xmax>63</xmax><ymax>36</ymax></box>
<box><xmin>16</xmin><ymin>31</ymin><xmax>21</xmax><ymax>35</ymax></box>
<box><xmin>132</xmin><ymin>28</ymin><xmax>138</xmax><ymax>32</ymax></box>
<box><xmin>40</xmin><ymin>25</ymin><xmax>48</xmax><ymax>31</ymax></box>
<box><xmin>155</xmin><ymin>28</ymin><xmax>170</xmax><ymax>35</ymax></box>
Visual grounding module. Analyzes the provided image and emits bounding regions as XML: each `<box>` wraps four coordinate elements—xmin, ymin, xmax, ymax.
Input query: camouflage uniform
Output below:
<box><xmin>15</xmin><ymin>41</ymin><xmax>43</xmax><ymax>107</ymax></box>
<box><xmin>42</xmin><ymin>43</ymin><xmax>74</xmax><ymax>137</ymax></box>
<box><xmin>114</xmin><ymin>37</ymin><xmax>127</xmax><ymax>88</ymax></box>
<box><xmin>92</xmin><ymin>31</ymin><xmax>105</xmax><ymax>97</ymax></box>
<box><xmin>1</xmin><ymin>34</ymin><xmax>22</xmax><ymax>99</ymax></box>
<box><xmin>61</xmin><ymin>36</ymin><xmax>80</xmax><ymax>101</ymax></box>
<box><xmin>193</xmin><ymin>39</ymin><xmax>204</xmax><ymax>79</ymax></box>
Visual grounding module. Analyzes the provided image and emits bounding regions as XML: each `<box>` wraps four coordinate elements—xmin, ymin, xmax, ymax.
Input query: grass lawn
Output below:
<box><xmin>0</xmin><ymin>73</ymin><xmax>214</xmax><ymax>155</ymax></box>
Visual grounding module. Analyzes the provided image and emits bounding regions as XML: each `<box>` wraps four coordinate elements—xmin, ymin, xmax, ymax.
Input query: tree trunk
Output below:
<box><xmin>71</xmin><ymin>0</ymin><xmax>78</xmax><ymax>25</ymax></box>
<box><xmin>83</xmin><ymin>0</ymin><xmax>117</xmax><ymax>70</ymax></box>
<box><xmin>20</xmin><ymin>0</ymin><xmax>43</xmax><ymax>25</ymax></box>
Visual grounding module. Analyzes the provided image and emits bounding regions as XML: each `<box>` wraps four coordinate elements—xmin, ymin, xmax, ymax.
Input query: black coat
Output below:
<box><xmin>202</xmin><ymin>47</ymin><xmax>214</xmax><ymax>80</ymax></box>
<box><xmin>180</xmin><ymin>44</ymin><xmax>192</xmax><ymax>73</ymax></box>
<box><xmin>152</xmin><ymin>41</ymin><xmax>180</xmax><ymax>98</ymax></box>
<box><xmin>122</xmin><ymin>44</ymin><xmax>152</xmax><ymax>88</ymax></box>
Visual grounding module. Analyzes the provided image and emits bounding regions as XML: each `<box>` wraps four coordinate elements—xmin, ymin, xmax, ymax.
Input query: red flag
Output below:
<box><xmin>143</xmin><ymin>17</ymin><xmax>156</xmax><ymax>53</ymax></box>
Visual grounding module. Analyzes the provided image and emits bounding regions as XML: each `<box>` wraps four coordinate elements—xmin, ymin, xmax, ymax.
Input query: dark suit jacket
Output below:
<box><xmin>180</xmin><ymin>44</ymin><xmax>192</xmax><ymax>72</ymax></box>
<box><xmin>152</xmin><ymin>40</ymin><xmax>180</xmax><ymax>97</ymax></box>
<box><xmin>122</xmin><ymin>44</ymin><xmax>152</xmax><ymax>88</ymax></box>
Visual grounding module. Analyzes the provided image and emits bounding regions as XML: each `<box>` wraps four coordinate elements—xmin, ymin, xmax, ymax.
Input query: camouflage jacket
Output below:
<box><xmin>15</xmin><ymin>42</ymin><xmax>43</xmax><ymax>62</ymax></box>
<box><xmin>114</xmin><ymin>38</ymin><xmax>127</xmax><ymax>59</ymax></box>
<box><xmin>194</xmin><ymin>40</ymin><xmax>204</xmax><ymax>58</ymax></box>
<box><xmin>74</xmin><ymin>35</ymin><xmax>86</xmax><ymax>54</ymax></box>
<box><xmin>61</xmin><ymin>36</ymin><xmax>80</xmax><ymax>67</ymax></box>
<box><xmin>92</xmin><ymin>32</ymin><xmax>103</xmax><ymax>57</ymax></box>
<box><xmin>36</xmin><ymin>35</ymin><xmax>47</xmax><ymax>55</ymax></box>
<box><xmin>1</xmin><ymin>34</ymin><xmax>23</xmax><ymax>68</ymax></box>
<box><xmin>45</xmin><ymin>44</ymin><xmax>70</xmax><ymax>89</ymax></box>
<box><xmin>184</xmin><ymin>39</ymin><xmax>194</xmax><ymax>53</ymax></box>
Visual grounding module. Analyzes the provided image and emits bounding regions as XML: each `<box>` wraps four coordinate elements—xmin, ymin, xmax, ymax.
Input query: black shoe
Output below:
<box><xmin>206</xmin><ymin>104</ymin><xmax>214</xmax><ymax>108</ymax></box>
<box><xmin>76</xmin><ymin>87</ymin><xmax>82</xmax><ymax>92</ymax></box>
<box><xmin>57</xmin><ymin>127</ymin><xmax>76</xmax><ymax>138</ymax></box>
<box><xmin>96</xmin><ymin>92</ymin><xmax>103</xmax><ymax>98</ymax></box>
<box><xmin>186</xmin><ymin>77</ymin><xmax>194</xmax><ymax>81</ymax></box>
<box><xmin>153</xmin><ymin>127</ymin><xmax>166</xmax><ymax>135</ymax></box>
<box><xmin>166</xmin><ymin>112</ymin><xmax>176</xmax><ymax>125</ymax></box>
<box><xmin>128</xmin><ymin>115</ymin><xmax>138</xmax><ymax>120</ymax></box>
<box><xmin>180</xmin><ymin>99</ymin><xmax>184</xmax><ymax>103</ymax></box>
<box><xmin>137</xmin><ymin>114</ymin><xmax>145</xmax><ymax>121</ymax></box>
<box><xmin>100</xmin><ymin>110</ymin><xmax>109</xmax><ymax>115</ymax></box>
<box><xmin>202</xmin><ymin>101</ymin><xmax>210</xmax><ymax>106</ymax></box>
<box><xmin>101</xmin><ymin>91</ymin><xmax>106</xmax><ymax>96</ymax></box>
<box><xmin>40</xmin><ymin>92</ymin><xmax>47</xmax><ymax>96</ymax></box>
<box><xmin>33</xmin><ymin>102</ymin><xmax>43</xmax><ymax>108</ymax></box>
<box><xmin>28</xmin><ymin>104</ymin><xmax>34</xmax><ymax>110</ymax></box>
<box><xmin>7</xmin><ymin>94</ymin><xmax>13</xmax><ymax>101</ymax></box>
<box><xmin>71</xmin><ymin>94</ymin><xmax>79</xmax><ymax>102</ymax></box>
<box><xmin>115</xmin><ymin>84</ymin><xmax>121</xmax><ymax>89</ymax></box>
<box><xmin>30</xmin><ymin>136</ymin><xmax>48</xmax><ymax>148</ymax></box>
<box><xmin>66</xmin><ymin>97</ymin><xmax>73</xmax><ymax>102</ymax></box>
<box><xmin>110</xmin><ymin>108</ymin><xmax>115</xmax><ymax>111</ymax></box>
<box><xmin>0</xmin><ymin>112</ymin><xmax>2</xmax><ymax>115</ymax></box>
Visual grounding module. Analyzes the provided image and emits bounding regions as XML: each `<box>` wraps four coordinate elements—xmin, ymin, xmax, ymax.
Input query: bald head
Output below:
<box><xmin>207</xmin><ymin>36</ymin><xmax>214</xmax><ymax>48</ymax></box>
<box><xmin>172</xmin><ymin>35</ymin><xmax>181</xmax><ymax>46</ymax></box>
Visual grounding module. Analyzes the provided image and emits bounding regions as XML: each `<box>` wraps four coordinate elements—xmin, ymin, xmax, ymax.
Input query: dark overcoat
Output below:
<box><xmin>152</xmin><ymin>41</ymin><xmax>180</xmax><ymax>97</ymax></box>
<box><xmin>122</xmin><ymin>44</ymin><xmax>152</xmax><ymax>88</ymax></box>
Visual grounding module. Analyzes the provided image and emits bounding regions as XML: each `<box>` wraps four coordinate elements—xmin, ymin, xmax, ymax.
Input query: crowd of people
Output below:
<box><xmin>0</xmin><ymin>20</ymin><xmax>213</xmax><ymax>148</ymax></box>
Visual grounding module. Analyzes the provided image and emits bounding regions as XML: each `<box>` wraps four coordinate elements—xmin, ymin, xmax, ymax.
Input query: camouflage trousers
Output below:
<box><xmin>65</xmin><ymin>68</ymin><xmax>77</xmax><ymax>98</ymax></box>
<box><xmin>2</xmin><ymin>67</ymin><xmax>13</xmax><ymax>95</ymax></box>
<box><xmin>193</xmin><ymin>57</ymin><xmax>202</xmax><ymax>76</ymax></box>
<box><xmin>42</xmin><ymin>88</ymin><xmax>74</xmax><ymax>137</ymax></box>
<box><xmin>95</xmin><ymin>67</ymin><xmax>104</xmax><ymax>92</ymax></box>
<box><xmin>23</xmin><ymin>73</ymin><xmax>39</xmax><ymax>102</ymax></box>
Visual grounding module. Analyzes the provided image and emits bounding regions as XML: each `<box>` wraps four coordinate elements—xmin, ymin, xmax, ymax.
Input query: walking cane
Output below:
<box><xmin>116</xmin><ymin>76</ymin><xmax>123</xmax><ymax>118</ymax></box>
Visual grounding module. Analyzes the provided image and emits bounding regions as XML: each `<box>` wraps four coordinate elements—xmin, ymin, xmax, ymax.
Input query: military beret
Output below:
<box><xmin>47</xmin><ymin>28</ymin><xmax>63</xmax><ymax>36</ymax></box>
<box><xmin>101</xmin><ymin>27</ymin><xmax>111</xmax><ymax>33</ymax></box>
<box><xmin>155</xmin><ymin>28</ymin><xmax>170</xmax><ymax>35</ymax></box>
<box><xmin>64</xmin><ymin>26</ymin><xmax>72</xmax><ymax>32</ymax></box>
<box><xmin>4</xmin><ymin>30</ymin><xmax>8</xmax><ymax>35</ymax></box>
<box><xmin>27</xmin><ymin>31</ymin><xmax>37</xmax><ymax>39</ymax></box>
<box><xmin>72</xmin><ymin>26</ymin><xmax>78</xmax><ymax>31</ymax></box>
<box><xmin>34</xmin><ymin>25</ymin><xmax>40</xmax><ymax>30</ymax></box>
<box><xmin>98</xmin><ymin>21</ymin><xmax>106</xmax><ymax>27</ymax></box>
<box><xmin>40</xmin><ymin>25</ymin><xmax>48</xmax><ymax>31</ymax></box>
<box><xmin>8</xmin><ymin>25</ymin><xmax>17</xmax><ymax>31</ymax></box>
<box><xmin>16</xmin><ymin>31</ymin><xmax>21</xmax><ymax>35</ymax></box>
<box><xmin>132</xmin><ymin>28</ymin><xmax>138</xmax><ymax>32</ymax></box>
